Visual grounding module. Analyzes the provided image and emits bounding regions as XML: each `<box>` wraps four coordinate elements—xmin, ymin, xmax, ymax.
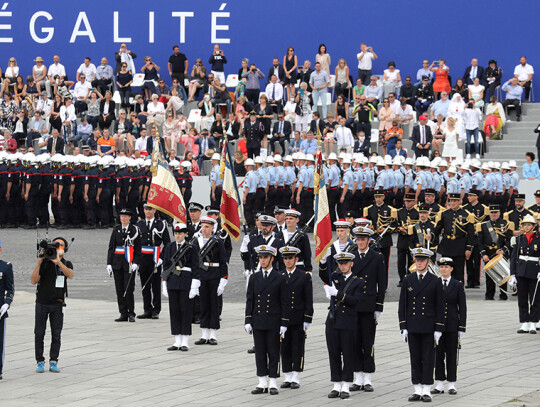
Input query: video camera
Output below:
<box><xmin>38</xmin><ymin>239</ymin><xmax>60</xmax><ymax>260</ymax></box>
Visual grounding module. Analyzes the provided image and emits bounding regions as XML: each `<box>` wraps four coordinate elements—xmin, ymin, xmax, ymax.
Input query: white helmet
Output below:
<box><xmin>115</xmin><ymin>156</ymin><xmax>128</xmax><ymax>169</ymax></box>
<box><xmin>448</xmin><ymin>166</ymin><xmax>457</xmax><ymax>173</ymax></box>
<box><xmin>144</xmin><ymin>158</ymin><xmax>152</xmax><ymax>168</ymax></box>
<box><xmin>127</xmin><ymin>158</ymin><xmax>138</xmax><ymax>168</ymax></box>
<box><xmin>501</xmin><ymin>162</ymin><xmax>511</xmax><ymax>170</ymax></box>
<box><xmin>245</xmin><ymin>158</ymin><xmax>255</xmax><ymax>166</ymax></box>
<box><xmin>328</xmin><ymin>152</ymin><xmax>338</xmax><ymax>161</ymax></box>
<box><xmin>169</xmin><ymin>159</ymin><xmax>180</xmax><ymax>170</ymax></box>
<box><xmin>509</xmin><ymin>160</ymin><xmax>517</xmax><ymax>168</ymax></box>
<box><xmin>266</xmin><ymin>156</ymin><xmax>274</xmax><ymax>164</ymax></box>
<box><xmin>384</xmin><ymin>156</ymin><xmax>393</xmax><ymax>165</ymax></box>
<box><xmin>297</xmin><ymin>153</ymin><xmax>306</xmax><ymax>161</ymax></box>
<box><xmin>305</xmin><ymin>154</ymin><xmax>315</xmax><ymax>162</ymax></box>
<box><xmin>291</xmin><ymin>152</ymin><xmax>299</xmax><ymax>160</ymax></box>
<box><xmin>342</xmin><ymin>156</ymin><xmax>352</xmax><ymax>164</ymax></box>
<box><xmin>404</xmin><ymin>157</ymin><xmax>414</xmax><ymax>165</ymax></box>
<box><xmin>136</xmin><ymin>158</ymin><xmax>145</xmax><ymax>168</ymax></box>
<box><xmin>481</xmin><ymin>162</ymin><xmax>490</xmax><ymax>170</ymax></box>
<box><xmin>254</xmin><ymin>156</ymin><xmax>264</xmax><ymax>164</ymax></box>
<box><xmin>181</xmin><ymin>160</ymin><xmax>192</xmax><ymax>171</ymax></box>
<box><xmin>211</xmin><ymin>153</ymin><xmax>221</xmax><ymax>161</ymax></box>
<box><xmin>283</xmin><ymin>155</ymin><xmax>293</xmax><ymax>163</ymax></box>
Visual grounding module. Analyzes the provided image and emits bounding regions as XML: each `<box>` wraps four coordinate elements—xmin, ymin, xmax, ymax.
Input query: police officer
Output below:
<box><xmin>434</xmin><ymin>193</ymin><xmax>475</xmax><ymax>282</ymax></box>
<box><xmin>327</xmin><ymin>153</ymin><xmax>341</xmax><ymax>225</ymax></box>
<box><xmin>0</xmin><ymin>242</ymin><xmax>14</xmax><ymax>380</ymax></box>
<box><xmin>106</xmin><ymin>208</ymin><xmax>141</xmax><ymax>322</ymax></box>
<box><xmin>279</xmin><ymin>209</ymin><xmax>312</xmax><ymax>272</ymax></box>
<box><xmin>338</xmin><ymin>156</ymin><xmax>354</xmax><ymax>218</ymax></box>
<box><xmin>245</xmin><ymin>245</ymin><xmax>288</xmax><ymax>395</ymax></box>
<box><xmin>136</xmin><ymin>204</ymin><xmax>171</xmax><ymax>319</ymax></box>
<box><xmin>161</xmin><ymin>223</ymin><xmax>200</xmax><ymax>351</ymax></box>
<box><xmin>504</xmin><ymin>194</ymin><xmax>531</xmax><ymax>237</ymax></box>
<box><xmin>243</xmin><ymin>111</ymin><xmax>264</xmax><ymax>158</ymax></box>
<box><xmin>509</xmin><ymin>214</ymin><xmax>540</xmax><ymax>334</ymax></box>
<box><xmin>296</xmin><ymin>154</ymin><xmax>315</xmax><ymax>229</ymax></box>
<box><xmin>242</xmin><ymin>158</ymin><xmax>258</xmax><ymax>229</ymax></box>
<box><xmin>279</xmin><ymin>246</ymin><xmax>313</xmax><ymax>390</ymax></box>
<box><xmin>478</xmin><ymin>204</ymin><xmax>513</xmax><ymax>300</ymax></box>
<box><xmin>399</xmin><ymin>248</ymin><xmax>445</xmax><ymax>403</ymax></box>
<box><xmin>396</xmin><ymin>193</ymin><xmax>419</xmax><ymax>286</ymax></box>
<box><xmin>319</xmin><ymin>251</ymin><xmax>364</xmax><ymax>400</ymax></box>
<box><xmin>209</xmin><ymin>153</ymin><xmax>223</xmax><ymax>208</ymax></box>
<box><xmin>187</xmin><ymin>202</ymin><xmax>204</xmax><ymax>238</ymax></box>
<box><xmin>350</xmin><ymin>226</ymin><xmax>386</xmax><ymax>392</ymax></box>
<box><xmin>433</xmin><ymin>257</ymin><xmax>467</xmax><ymax>396</ymax></box>
<box><xmin>194</xmin><ymin>216</ymin><xmax>228</xmax><ymax>345</ymax></box>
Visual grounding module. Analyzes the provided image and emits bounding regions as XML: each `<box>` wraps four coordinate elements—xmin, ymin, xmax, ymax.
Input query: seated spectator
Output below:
<box><xmin>400</xmin><ymin>77</ymin><xmax>416</xmax><ymax>106</ymax></box>
<box><xmin>12</xmin><ymin>109</ymin><xmax>29</xmax><ymax>148</ymax></box>
<box><xmin>146</xmin><ymin>94</ymin><xmax>165</xmax><ymax>134</ymax></box>
<box><xmin>0</xmin><ymin>92</ymin><xmax>20</xmax><ymax>132</ymax></box>
<box><xmin>378</xmin><ymin>97</ymin><xmax>394</xmax><ymax>149</ymax></box>
<box><xmin>98</xmin><ymin>90</ymin><xmax>116</xmax><ymax>130</ymax></box>
<box><xmin>483</xmin><ymin>95</ymin><xmax>506</xmax><ymax>139</ymax></box>
<box><xmin>195</xmin><ymin>94</ymin><xmax>215</xmax><ymax>132</ymax></box>
<box><xmin>210</xmin><ymin>77</ymin><xmax>232</xmax><ymax>115</ymax></box>
<box><xmin>156</xmin><ymin>78</ymin><xmax>171</xmax><ymax>105</ymax></box>
<box><xmin>483</xmin><ymin>59</ymin><xmax>502</xmax><ymax>100</ymax></box>
<box><xmin>429</xmin><ymin>91</ymin><xmax>450</xmax><ymax>121</ymax></box>
<box><xmin>288</xmin><ymin>130</ymin><xmax>302</xmax><ymax>154</ymax></box>
<box><xmin>265</xmin><ymin>75</ymin><xmax>284</xmax><ymax>114</ymax></box>
<box><xmin>514</xmin><ymin>56</ymin><xmax>534</xmax><ymax>102</ymax></box>
<box><xmin>134</xmin><ymin>127</ymin><xmax>148</xmax><ymax>156</ymax></box>
<box><xmin>395</xmin><ymin>97</ymin><xmax>414</xmax><ymax>125</ymax></box>
<box><xmin>298</xmin><ymin>60</ymin><xmax>314</xmax><ymax>86</ymax></box>
<box><xmin>388</xmin><ymin>92</ymin><xmax>400</xmax><ymax>113</ymax></box>
<box><xmin>88</xmin><ymin>127</ymin><xmax>101</xmax><ymax>154</ymax></box>
<box><xmin>171</xmin><ymin>79</ymin><xmax>188</xmax><ymax>106</ymax></box>
<box><xmin>271</xmin><ymin>112</ymin><xmax>291</xmax><ymax>155</ymax></box>
<box><xmin>97</xmin><ymin>128</ymin><xmax>116</xmax><ymax>157</ymax></box>
<box><xmin>333</xmin><ymin>116</ymin><xmax>354</xmax><ymax>154</ymax></box>
<box><xmin>364</xmin><ymin>76</ymin><xmax>382</xmax><ymax>108</ymax></box>
<box><xmin>162</xmin><ymin>112</ymin><xmax>179</xmax><ymax>152</ymax></box>
<box><xmin>430</xmin><ymin>58</ymin><xmax>451</xmax><ymax>100</ymax></box>
<box><xmin>268</xmin><ymin>57</ymin><xmax>286</xmax><ymax>85</ymax></box>
<box><xmin>188</xmin><ymin>59</ymin><xmax>206</xmax><ymax>102</ymax></box>
<box><xmin>382</xmin><ymin>61</ymin><xmax>402</xmax><ymax>98</ymax></box>
<box><xmin>353</xmin><ymin>77</ymin><xmax>366</xmax><ymax>99</ymax></box>
<box><xmin>35</xmin><ymin>91</ymin><xmax>52</xmax><ymax>119</ymax></box>
<box><xmin>75</xmin><ymin>116</ymin><xmax>93</xmax><ymax>146</ymax></box>
<box><xmin>235</xmin><ymin>95</ymin><xmax>249</xmax><ymax>124</ymax></box>
<box><xmin>501</xmin><ymin>78</ymin><xmax>523</xmax><ymax>121</ymax></box>
<box><xmin>389</xmin><ymin>139</ymin><xmax>408</xmax><ymax>158</ymax></box>
<box><xmin>53</xmin><ymin>75</ymin><xmax>74</xmax><ymax>100</ymax></box>
<box><xmin>463</xmin><ymin>58</ymin><xmax>484</xmax><ymax>86</ymax></box>
<box><xmin>210</xmin><ymin>113</ymin><xmax>225</xmax><ymax>148</ymax></box>
<box><xmin>73</xmin><ymin>74</ymin><xmax>91</xmax><ymax>114</ymax></box>
<box><xmin>323</xmin><ymin>112</ymin><xmax>338</xmax><ymax>142</ymax></box>
<box><xmin>523</xmin><ymin>152</ymin><xmax>539</xmax><ymax>179</ymax></box>
<box><xmin>224</xmin><ymin>112</ymin><xmax>240</xmax><ymax>141</ymax></box>
<box><xmin>353</xmin><ymin>130</ymin><xmax>369</xmax><ymax>155</ymax></box>
<box><xmin>309</xmin><ymin>111</ymin><xmax>325</xmax><ymax>136</ymax></box>
<box><xmin>36</xmin><ymin>128</ymin><xmax>50</xmax><ymax>154</ymax></box>
<box><xmin>1</xmin><ymin>57</ymin><xmax>19</xmax><ymax>97</ymax></box>
<box><xmin>414</xmin><ymin>75</ymin><xmax>434</xmax><ymax>114</ymax></box>
<box><xmin>451</xmin><ymin>78</ymin><xmax>468</xmax><ymax>101</ymax></box>
<box><xmin>415</xmin><ymin>60</ymin><xmax>433</xmax><ymax>85</ymax></box>
<box><xmin>334</xmin><ymin>59</ymin><xmax>351</xmax><ymax>98</ymax></box>
<box><xmin>77</xmin><ymin>57</ymin><xmax>97</xmax><ymax>82</ymax></box>
<box><xmin>242</xmin><ymin>63</ymin><xmax>265</xmax><ymax>104</ymax></box>
<box><xmin>134</xmin><ymin>94</ymin><xmax>148</xmax><ymax>126</ymax></box>
<box><xmin>25</xmin><ymin>76</ymin><xmax>39</xmax><ymax>105</ymax></box>
<box><xmin>92</xmin><ymin>57</ymin><xmax>114</xmax><ymax>96</ymax></box>
<box><xmin>46</xmin><ymin>55</ymin><xmax>66</xmax><ymax>97</ymax></box>
<box><xmin>3</xmin><ymin>130</ymin><xmax>17</xmax><ymax>153</ymax></box>
<box><xmin>234</xmin><ymin>76</ymin><xmax>246</xmax><ymax>100</ymax></box>
<box><xmin>141</xmin><ymin>56</ymin><xmax>160</xmax><ymax>100</ymax></box>
<box><xmin>116</xmin><ymin>62</ymin><xmax>133</xmax><ymax>112</ymax></box>
<box><xmin>468</xmin><ymin>77</ymin><xmax>485</xmax><ymax>108</ymax></box>
<box><xmin>334</xmin><ymin>94</ymin><xmax>349</xmax><ymax>121</ymax></box>
<box><xmin>12</xmin><ymin>75</ymin><xmax>26</xmax><ymax>107</ymax></box>
<box><xmin>60</xmin><ymin>98</ymin><xmax>77</xmax><ymax>143</ymax></box>
<box><xmin>299</xmin><ymin>131</ymin><xmax>318</xmax><ymax>155</ymax></box>
<box><xmin>49</xmin><ymin>93</ymin><xmax>63</xmax><ymax>133</ymax></box>
<box><xmin>430</xmin><ymin>113</ymin><xmax>447</xmax><ymax>154</ymax></box>
<box><xmin>85</xmin><ymin>90</ymin><xmax>102</xmax><ymax>129</ymax></box>
<box><xmin>26</xmin><ymin>110</ymin><xmax>47</xmax><ymax>148</ymax></box>
<box><xmin>113</xmin><ymin>109</ymin><xmax>133</xmax><ymax>151</ymax></box>
<box><xmin>194</xmin><ymin>130</ymin><xmax>216</xmax><ymax>169</ymax></box>
<box><xmin>47</xmin><ymin>128</ymin><xmax>64</xmax><ymax>155</ymax></box>
<box><xmin>32</xmin><ymin>56</ymin><xmax>47</xmax><ymax>94</ymax></box>
<box><xmin>384</xmin><ymin>120</ymin><xmax>404</xmax><ymax>156</ymax></box>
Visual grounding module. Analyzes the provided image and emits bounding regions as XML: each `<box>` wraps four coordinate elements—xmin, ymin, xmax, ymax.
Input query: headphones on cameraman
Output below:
<box><xmin>53</xmin><ymin>237</ymin><xmax>72</xmax><ymax>253</ymax></box>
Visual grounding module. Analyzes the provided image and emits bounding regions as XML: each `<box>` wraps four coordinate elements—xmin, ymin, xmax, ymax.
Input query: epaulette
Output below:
<box><xmin>475</xmin><ymin>223</ymin><xmax>482</xmax><ymax>233</ymax></box>
<box><xmin>435</xmin><ymin>211</ymin><xmax>443</xmax><ymax>224</ymax></box>
<box><xmin>503</xmin><ymin>211</ymin><xmax>510</xmax><ymax>221</ymax></box>
<box><xmin>363</xmin><ymin>206</ymin><xmax>372</xmax><ymax>217</ymax></box>
<box><xmin>483</xmin><ymin>204</ymin><xmax>490</xmax><ymax>217</ymax></box>
<box><xmin>390</xmin><ymin>207</ymin><xmax>398</xmax><ymax>218</ymax></box>
<box><xmin>508</xmin><ymin>221</ymin><xmax>515</xmax><ymax>231</ymax></box>
<box><xmin>466</xmin><ymin>213</ymin><xmax>475</xmax><ymax>223</ymax></box>
<box><xmin>408</xmin><ymin>225</ymin><xmax>414</xmax><ymax>235</ymax></box>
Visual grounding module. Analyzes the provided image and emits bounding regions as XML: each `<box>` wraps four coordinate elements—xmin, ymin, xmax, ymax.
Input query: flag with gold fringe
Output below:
<box><xmin>219</xmin><ymin>140</ymin><xmax>242</xmax><ymax>241</ymax></box>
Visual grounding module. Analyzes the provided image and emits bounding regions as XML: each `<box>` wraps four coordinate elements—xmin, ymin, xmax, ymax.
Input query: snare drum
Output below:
<box><xmin>484</xmin><ymin>254</ymin><xmax>511</xmax><ymax>286</ymax></box>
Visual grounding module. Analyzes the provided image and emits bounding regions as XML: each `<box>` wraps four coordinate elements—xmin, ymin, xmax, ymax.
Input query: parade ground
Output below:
<box><xmin>2</xmin><ymin>229</ymin><xmax>540</xmax><ymax>406</ymax></box>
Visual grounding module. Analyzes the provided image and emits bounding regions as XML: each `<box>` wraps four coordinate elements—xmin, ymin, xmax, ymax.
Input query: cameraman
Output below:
<box><xmin>242</xmin><ymin>64</ymin><xmax>265</xmax><ymax>105</ymax></box>
<box><xmin>30</xmin><ymin>237</ymin><xmax>74</xmax><ymax>374</ymax></box>
<box><xmin>0</xmin><ymin>241</ymin><xmax>15</xmax><ymax>380</ymax></box>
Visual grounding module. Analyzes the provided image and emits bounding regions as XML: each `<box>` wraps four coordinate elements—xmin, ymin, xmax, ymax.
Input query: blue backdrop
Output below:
<box><xmin>2</xmin><ymin>0</ymin><xmax>538</xmax><ymax>93</ymax></box>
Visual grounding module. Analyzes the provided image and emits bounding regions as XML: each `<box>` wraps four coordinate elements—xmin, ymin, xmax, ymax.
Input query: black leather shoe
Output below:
<box><xmin>269</xmin><ymin>388</ymin><xmax>279</xmax><ymax>395</ymax></box>
<box><xmin>137</xmin><ymin>313</ymin><xmax>152</xmax><ymax>319</ymax></box>
<box><xmin>115</xmin><ymin>315</ymin><xmax>128</xmax><ymax>322</ymax></box>
<box><xmin>350</xmin><ymin>384</ymin><xmax>363</xmax><ymax>391</ymax></box>
<box><xmin>180</xmin><ymin>346</ymin><xmax>189</xmax><ymax>351</ymax></box>
<box><xmin>247</xmin><ymin>346</ymin><xmax>256</xmax><ymax>354</ymax></box>
<box><xmin>422</xmin><ymin>395</ymin><xmax>432</xmax><ymax>402</ymax></box>
<box><xmin>151</xmin><ymin>313</ymin><xmax>159</xmax><ymax>319</ymax></box>
<box><xmin>251</xmin><ymin>387</ymin><xmax>268</xmax><ymax>395</ymax></box>
<box><xmin>397</xmin><ymin>281</ymin><xmax>402</xmax><ymax>287</ymax></box>
<box><xmin>465</xmin><ymin>284</ymin><xmax>474</xmax><ymax>289</ymax></box>
<box><xmin>340</xmin><ymin>392</ymin><xmax>349</xmax><ymax>399</ymax></box>
<box><xmin>328</xmin><ymin>390</ymin><xmax>340</xmax><ymax>398</ymax></box>
<box><xmin>167</xmin><ymin>346</ymin><xmax>180</xmax><ymax>351</ymax></box>
<box><xmin>517</xmin><ymin>328</ymin><xmax>528</xmax><ymax>334</ymax></box>
<box><xmin>408</xmin><ymin>394</ymin><xmax>422</xmax><ymax>402</ymax></box>
<box><xmin>448</xmin><ymin>389</ymin><xmax>457</xmax><ymax>395</ymax></box>
<box><xmin>128</xmin><ymin>316</ymin><xmax>135</xmax><ymax>322</ymax></box>
<box><xmin>364</xmin><ymin>384</ymin><xmax>374</xmax><ymax>392</ymax></box>
<box><xmin>194</xmin><ymin>338</ymin><xmax>208</xmax><ymax>345</ymax></box>
<box><xmin>485</xmin><ymin>296</ymin><xmax>494</xmax><ymax>300</ymax></box>
<box><xmin>208</xmin><ymin>338</ymin><xmax>218</xmax><ymax>345</ymax></box>
<box><xmin>290</xmin><ymin>382</ymin><xmax>300</xmax><ymax>389</ymax></box>
<box><xmin>530</xmin><ymin>329</ymin><xmax>537</xmax><ymax>334</ymax></box>
<box><xmin>431</xmin><ymin>389</ymin><xmax>444</xmax><ymax>394</ymax></box>
<box><xmin>517</xmin><ymin>116</ymin><xmax>522</xmax><ymax>122</ymax></box>
<box><xmin>280</xmin><ymin>382</ymin><xmax>291</xmax><ymax>388</ymax></box>
<box><xmin>499</xmin><ymin>295</ymin><xmax>508</xmax><ymax>301</ymax></box>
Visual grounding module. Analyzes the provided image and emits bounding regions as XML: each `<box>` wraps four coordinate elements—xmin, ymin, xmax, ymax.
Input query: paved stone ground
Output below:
<box><xmin>1</xmin><ymin>228</ymin><xmax>539</xmax><ymax>406</ymax></box>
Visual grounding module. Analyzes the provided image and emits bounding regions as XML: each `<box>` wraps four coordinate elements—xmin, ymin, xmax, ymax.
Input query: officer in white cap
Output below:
<box><xmin>209</xmin><ymin>153</ymin><xmax>223</xmax><ymax>208</ymax></box>
<box><xmin>242</xmin><ymin>158</ymin><xmax>258</xmax><ymax>229</ymax></box>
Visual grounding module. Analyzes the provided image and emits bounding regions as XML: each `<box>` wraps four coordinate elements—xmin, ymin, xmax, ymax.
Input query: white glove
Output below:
<box><xmin>243</xmin><ymin>269</ymin><xmax>251</xmax><ymax>278</ymax></box>
<box><xmin>458</xmin><ymin>331</ymin><xmax>465</xmax><ymax>340</ymax></box>
<box><xmin>320</xmin><ymin>249</ymin><xmax>330</xmax><ymax>264</ymax></box>
<box><xmin>217</xmin><ymin>278</ymin><xmax>228</xmax><ymax>296</ymax></box>
<box><xmin>107</xmin><ymin>265</ymin><xmax>113</xmax><ymax>277</ymax></box>
<box><xmin>401</xmin><ymin>329</ymin><xmax>408</xmax><ymax>343</ymax></box>
<box><xmin>189</xmin><ymin>288</ymin><xmax>198</xmax><ymax>299</ymax></box>
<box><xmin>374</xmin><ymin>311</ymin><xmax>381</xmax><ymax>322</ymax></box>
<box><xmin>324</xmin><ymin>285</ymin><xmax>331</xmax><ymax>300</ymax></box>
<box><xmin>509</xmin><ymin>275</ymin><xmax>517</xmax><ymax>288</ymax></box>
<box><xmin>156</xmin><ymin>258</ymin><xmax>163</xmax><ymax>267</ymax></box>
<box><xmin>327</xmin><ymin>284</ymin><xmax>338</xmax><ymax>297</ymax></box>
<box><xmin>132</xmin><ymin>263</ymin><xmax>139</xmax><ymax>273</ymax></box>
<box><xmin>303</xmin><ymin>322</ymin><xmax>310</xmax><ymax>331</ymax></box>
<box><xmin>279</xmin><ymin>326</ymin><xmax>287</xmax><ymax>337</ymax></box>
<box><xmin>244</xmin><ymin>323</ymin><xmax>252</xmax><ymax>334</ymax></box>
<box><xmin>537</xmin><ymin>272</ymin><xmax>540</xmax><ymax>281</ymax></box>
<box><xmin>162</xmin><ymin>280</ymin><xmax>168</xmax><ymax>298</ymax></box>
<box><xmin>0</xmin><ymin>303</ymin><xmax>9</xmax><ymax>317</ymax></box>
<box><xmin>434</xmin><ymin>331</ymin><xmax>442</xmax><ymax>345</ymax></box>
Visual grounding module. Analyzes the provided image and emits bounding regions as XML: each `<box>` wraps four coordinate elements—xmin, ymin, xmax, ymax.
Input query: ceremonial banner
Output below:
<box><xmin>147</xmin><ymin>138</ymin><xmax>187</xmax><ymax>223</ymax></box>
<box><xmin>219</xmin><ymin>140</ymin><xmax>241</xmax><ymax>241</ymax></box>
<box><xmin>314</xmin><ymin>151</ymin><xmax>332</xmax><ymax>263</ymax></box>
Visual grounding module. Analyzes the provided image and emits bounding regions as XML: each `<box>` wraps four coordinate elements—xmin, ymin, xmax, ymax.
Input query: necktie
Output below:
<box><xmin>278</xmin><ymin>226</ymin><xmax>282</xmax><ymax>233</ymax></box>
<box><xmin>272</xmin><ymin>84</ymin><xmax>276</xmax><ymax>100</ymax></box>
<box><xmin>421</xmin><ymin>126</ymin><xmax>425</xmax><ymax>145</ymax></box>
<box><xmin>279</xmin><ymin>121</ymin><xmax>283</xmax><ymax>134</ymax></box>
<box><xmin>122</xmin><ymin>228</ymin><xmax>126</xmax><ymax>234</ymax></box>
<box><xmin>443</xmin><ymin>280</ymin><xmax>448</xmax><ymax>291</ymax></box>
<box><xmin>147</xmin><ymin>220</ymin><xmax>150</xmax><ymax>229</ymax></box>
<box><xmin>264</xmin><ymin>271</ymin><xmax>268</xmax><ymax>279</ymax></box>
<box><xmin>52</xmin><ymin>138</ymin><xmax>56</xmax><ymax>153</ymax></box>
<box><xmin>419</xmin><ymin>273</ymin><xmax>423</xmax><ymax>282</ymax></box>
<box><xmin>360</xmin><ymin>253</ymin><xmax>365</xmax><ymax>260</ymax></box>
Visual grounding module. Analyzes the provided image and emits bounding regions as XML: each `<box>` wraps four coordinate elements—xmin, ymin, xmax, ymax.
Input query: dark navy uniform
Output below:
<box><xmin>97</xmin><ymin>166</ymin><xmax>115</xmax><ymax>227</ymax></box>
<box><xmin>69</xmin><ymin>164</ymin><xmax>85</xmax><ymax>227</ymax></box>
<box><xmin>83</xmin><ymin>166</ymin><xmax>99</xmax><ymax>228</ymax></box>
<box><xmin>243</xmin><ymin>119</ymin><xmax>264</xmax><ymax>158</ymax></box>
<box><xmin>107</xmin><ymin>223</ymin><xmax>141</xmax><ymax>319</ymax></box>
<box><xmin>179</xmin><ymin>170</ymin><xmax>193</xmax><ymax>207</ymax></box>
<box><xmin>278</xmin><ymin>228</ymin><xmax>312</xmax><ymax>272</ymax></box>
<box><xmin>242</xmin><ymin>232</ymin><xmax>285</xmax><ymax>272</ymax></box>
<box><xmin>0</xmin><ymin>160</ymin><xmax>9</xmax><ymax>225</ymax></box>
<box><xmin>6</xmin><ymin>163</ymin><xmax>24</xmax><ymax>226</ymax></box>
<box><xmin>0</xmin><ymin>259</ymin><xmax>14</xmax><ymax>377</ymax></box>
<box><xmin>503</xmin><ymin>207</ymin><xmax>531</xmax><ymax>233</ymax></box>
<box><xmin>396</xmin><ymin>205</ymin><xmax>419</xmax><ymax>283</ymax></box>
<box><xmin>38</xmin><ymin>162</ymin><xmax>52</xmax><ymax>226</ymax></box>
<box><xmin>136</xmin><ymin>217</ymin><xmax>171</xmax><ymax>317</ymax></box>
<box><xmin>115</xmin><ymin>167</ymin><xmax>130</xmax><ymax>217</ymax></box>
<box><xmin>463</xmin><ymin>201</ymin><xmax>490</xmax><ymax>288</ymax></box>
<box><xmin>24</xmin><ymin>164</ymin><xmax>41</xmax><ymax>227</ymax></box>
<box><xmin>57</xmin><ymin>165</ymin><xmax>72</xmax><ymax>227</ymax></box>
<box><xmin>127</xmin><ymin>168</ymin><xmax>143</xmax><ymax>216</ymax></box>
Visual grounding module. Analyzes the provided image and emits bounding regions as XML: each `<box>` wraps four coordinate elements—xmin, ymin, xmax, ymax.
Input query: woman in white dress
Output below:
<box><xmin>447</xmin><ymin>93</ymin><xmax>466</xmax><ymax>140</ymax></box>
<box><xmin>468</xmin><ymin>77</ymin><xmax>485</xmax><ymax>109</ymax></box>
<box><xmin>441</xmin><ymin>117</ymin><xmax>460</xmax><ymax>162</ymax></box>
<box><xmin>382</xmin><ymin>61</ymin><xmax>402</xmax><ymax>98</ymax></box>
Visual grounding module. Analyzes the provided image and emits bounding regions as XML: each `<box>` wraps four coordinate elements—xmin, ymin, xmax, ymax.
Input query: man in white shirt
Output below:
<box><xmin>514</xmin><ymin>56</ymin><xmax>534</xmax><ymax>102</ymax></box>
<box><xmin>46</xmin><ymin>55</ymin><xmax>66</xmax><ymax>97</ymax></box>
<box><xmin>334</xmin><ymin>117</ymin><xmax>354</xmax><ymax>153</ymax></box>
<box><xmin>73</xmin><ymin>75</ymin><xmax>91</xmax><ymax>115</ymax></box>
<box><xmin>265</xmin><ymin>75</ymin><xmax>284</xmax><ymax>114</ymax></box>
<box><xmin>395</xmin><ymin>97</ymin><xmax>414</xmax><ymax>124</ymax></box>
<box><xmin>364</xmin><ymin>77</ymin><xmax>383</xmax><ymax>108</ymax></box>
<box><xmin>357</xmin><ymin>43</ymin><xmax>378</xmax><ymax>87</ymax></box>
<box><xmin>77</xmin><ymin>57</ymin><xmax>97</xmax><ymax>82</ymax></box>
<box><xmin>35</xmin><ymin>91</ymin><xmax>52</xmax><ymax>118</ymax></box>
<box><xmin>135</xmin><ymin>128</ymin><xmax>148</xmax><ymax>156</ymax></box>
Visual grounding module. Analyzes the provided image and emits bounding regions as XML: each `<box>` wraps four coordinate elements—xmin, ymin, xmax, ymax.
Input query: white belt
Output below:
<box><xmin>203</xmin><ymin>262</ymin><xmax>220</xmax><ymax>267</ymax></box>
<box><xmin>296</xmin><ymin>261</ymin><xmax>305</xmax><ymax>266</ymax></box>
<box><xmin>519</xmin><ymin>255</ymin><xmax>540</xmax><ymax>262</ymax></box>
<box><xmin>177</xmin><ymin>267</ymin><xmax>192</xmax><ymax>272</ymax></box>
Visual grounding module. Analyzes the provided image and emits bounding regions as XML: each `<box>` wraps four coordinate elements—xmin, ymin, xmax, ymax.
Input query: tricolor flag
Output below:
<box><xmin>124</xmin><ymin>246</ymin><xmax>134</xmax><ymax>264</ymax></box>
<box><xmin>153</xmin><ymin>247</ymin><xmax>161</xmax><ymax>264</ymax></box>
<box><xmin>219</xmin><ymin>140</ymin><xmax>242</xmax><ymax>241</ymax></box>
<box><xmin>147</xmin><ymin>133</ymin><xmax>187</xmax><ymax>223</ymax></box>
<box><xmin>314</xmin><ymin>151</ymin><xmax>332</xmax><ymax>263</ymax></box>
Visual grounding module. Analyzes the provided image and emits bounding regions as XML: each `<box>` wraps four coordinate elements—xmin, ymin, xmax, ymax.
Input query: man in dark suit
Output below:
<box><xmin>245</xmin><ymin>245</ymin><xmax>288</xmax><ymax>395</ymax></box>
<box><xmin>463</xmin><ymin>58</ymin><xmax>485</xmax><ymax>86</ymax></box>
<box><xmin>47</xmin><ymin>129</ymin><xmax>65</xmax><ymax>155</ymax></box>
<box><xmin>433</xmin><ymin>257</ymin><xmax>467</xmax><ymax>396</ymax></box>
<box><xmin>224</xmin><ymin>112</ymin><xmax>241</xmax><ymax>141</ymax></box>
<box><xmin>268</xmin><ymin>58</ymin><xmax>286</xmax><ymax>85</ymax></box>
<box><xmin>309</xmin><ymin>112</ymin><xmax>325</xmax><ymax>136</ymax></box>
<box><xmin>411</xmin><ymin>115</ymin><xmax>433</xmax><ymax>157</ymax></box>
<box><xmin>399</xmin><ymin>247</ymin><xmax>445</xmax><ymax>403</ymax></box>
<box><xmin>243</xmin><ymin>112</ymin><xmax>264</xmax><ymax>158</ymax></box>
<box><xmin>193</xmin><ymin>130</ymin><xmax>216</xmax><ymax>169</ymax></box>
<box><xmin>297</xmin><ymin>61</ymin><xmax>314</xmax><ymax>85</ymax></box>
<box><xmin>146</xmin><ymin>126</ymin><xmax>168</xmax><ymax>157</ymax></box>
<box><xmin>350</xmin><ymin>227</ymin><xmax>386</xmax><ymax>392</ymax></box>
<box><xmin>271</xmin><ymin>113</ymin><xmax>292</xmax><ymax>155</ymax></box>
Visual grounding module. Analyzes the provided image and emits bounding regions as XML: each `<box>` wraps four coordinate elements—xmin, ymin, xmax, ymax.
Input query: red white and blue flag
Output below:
<box><xmin>153</xmin><ymin>247</ymin><xmax>161</xmax><ymax>264</ymax></box>
<box><xmin>124</xmin><ymin>246</ymin><xmax>134</xmax><ymax>264</ymax></box>
<box><xmin>314</xmin><ymin>151</ymin><xmax>333</xmax><ymax>263</ymax></box>
<box><xmin>219</xmin><ymin>140</ymin><xmax>242</xmax><ymax>241</ymax></box>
